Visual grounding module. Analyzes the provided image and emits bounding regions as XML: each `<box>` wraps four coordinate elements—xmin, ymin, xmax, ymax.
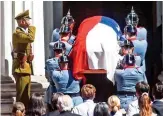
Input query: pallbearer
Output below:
<box><xmin>115</xmin><ymin>54</ymin><xmax>147</xmax><ymax>111</ymax></box>
<box><xmin>50</xmin><ymin>9</ymin><xmax>76</xmax><ymax>58</ymax></box>
<box><xmin>45</xmin><ymin>41</ymin><xmax>66</xmax><ymax>111</ymax></box>
<box><xmin>124</xmin><ymin>25</ymin><xmax>147</xmax><ymax>72</ymax></box>
<box><xmin>52</xmin><ymin>55</ymin><xmax>83</xmax><ymax>106</ymax></box>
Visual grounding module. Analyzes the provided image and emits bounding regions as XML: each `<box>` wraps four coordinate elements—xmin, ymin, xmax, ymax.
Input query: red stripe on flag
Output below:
<box><xmin>71</xmin><ymin>16</ymin><xmax>101</xmax><ymax>81</ymax></box>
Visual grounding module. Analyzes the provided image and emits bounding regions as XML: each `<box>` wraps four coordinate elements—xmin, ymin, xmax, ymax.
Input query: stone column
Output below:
<box><xmin>1</xmin><ymin>1</ymin><xmax>5</xmax><ymax>76</ymax></box>
<box><xmin>3</xmin><ymin>1</ymin><xmax>13</xmax><ymax>77</ymax></box>
<box><xmin>158</xmin><ymin>1</ymin><xmax>163</xmax><ymax>81</ymax></box>
<box><xmin>1</xmin><ymin>1</ymin><xmax>47</xmax><ymax>85</ymax></box>
<box><xmin>43</xmin><ymin>1</ymin><xmax>63</xmax><ymax>60</ymax></box>
<box><xmin>43</xmin><ymin>1</ymin><xmax>54</xmax><ymax>60</ymax></box>
<box><xmin>53</xmin><ymin>1</ymin><xmax>63</xmax><ymax>29</ymax></box>
<box><xmin>32</xmin><ymin>1</ymin><xmax>45</xmax><ymax>76</ymax></box>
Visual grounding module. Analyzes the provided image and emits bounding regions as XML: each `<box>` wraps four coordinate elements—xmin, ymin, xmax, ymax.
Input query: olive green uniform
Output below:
<box><xmin>12</xmin><ymin>26</ymin><xmax>36</xmax><ymax>108</ymax></box>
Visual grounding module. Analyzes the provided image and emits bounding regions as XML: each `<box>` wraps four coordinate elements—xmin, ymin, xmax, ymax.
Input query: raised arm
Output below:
<box><xmin>14</xmin><ymin>26</ymin><xmax>36</xmax><ymax>43</ymax></box>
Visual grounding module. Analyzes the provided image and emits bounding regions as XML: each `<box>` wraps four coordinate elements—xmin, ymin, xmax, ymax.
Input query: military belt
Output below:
<box><xmin>14</xmin><ymin>73</ymin><xmax>30</xmax><ymax>76</ymax></box>
<box><xmin>64</xmin><ymin>92</ymin><xmax>80</xmax><ymax>97</ymax></box>
<box><xmin>117</xmin><ymin>91</ymin><xmax>136</xmax><ymax>95</ymax></box>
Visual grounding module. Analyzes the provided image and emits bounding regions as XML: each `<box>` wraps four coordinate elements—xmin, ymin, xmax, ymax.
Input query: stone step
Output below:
<box><xmin>1</xmin><ymin>75</ymin><xmax>14</xmax><ymax>83</ymax></box>
<box><xmin>1</xmin><ymin>98</ymin><xmax>14</xmax><ymax>116</ymax></box>
<box><xmin>1</xmin><ymin>82</ymin><xmax>44</xmax><ymax>91</ymax></box>
<box><xmin>0</xmin><ymin>80</ymin><xmax>15</xmax><ymax>83</ymax></box>
<box><xmin>1</xmin><ymin>98</ymin><xmax>14</xmax><ymax>104</ymax></box>
<box><xmin>1</xmin><ymin>91</ymin><xmax>46</xmax><ymax>115</ymax></box>
<box><xmin>1</xmin><ymin>113</ymin><xmax>11</xmax><ymax>116</ymax></box>
<box><xmin>1</xmin><ymin>82</ymin><xmax>46</xmax><ymax>97</ymax></box>
<box><xmin>1</xmin><ymin>90</ymin><xmax>46</xmax><ymax>98</ymax></box>
<box><xmin>1</xmin><ymin>75</ymin><xmax>48</xmax><ymax>116</ymax></box>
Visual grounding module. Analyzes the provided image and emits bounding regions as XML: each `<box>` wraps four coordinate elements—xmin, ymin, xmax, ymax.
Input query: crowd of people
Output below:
<box><xmin>11</xmin><ymin>6</ymin><xmax>163</xmax><ymax>116</ymax></box>
<box><xmin>12</xmin><ymin>82</ymin><xmax>163</xmax><ymax>116</ymax></box>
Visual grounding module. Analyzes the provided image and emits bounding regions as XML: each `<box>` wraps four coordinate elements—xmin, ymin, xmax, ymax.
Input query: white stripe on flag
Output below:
<box><xmin>86</xmin><ymin>23</ymin><xmax>120</xmax><ymax>84</ymax></box>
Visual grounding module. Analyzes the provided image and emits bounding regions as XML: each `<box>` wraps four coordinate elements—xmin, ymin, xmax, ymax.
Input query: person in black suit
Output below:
<box><xmin>152</xmin><ymin>81</ymin><xmax>163</xmax><ymax>116</ymax></box>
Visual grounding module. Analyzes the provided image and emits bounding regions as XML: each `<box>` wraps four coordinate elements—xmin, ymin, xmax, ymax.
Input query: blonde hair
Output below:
<box><xmin>12</xmin><ymin>102</ymin><xmax>25</xmax><ymax>116</ymax></box>
<box><xmin>107</xmin><ymin>95</ymin><xmax>120</xmax><ymax>112</ymax></box>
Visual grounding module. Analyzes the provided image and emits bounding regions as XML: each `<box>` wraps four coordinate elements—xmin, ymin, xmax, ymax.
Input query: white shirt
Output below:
<box><xmin>113</xmin><ymin>111</ymin><xmax>123</xmax><ymax>116</ymax></box>
<box><xmin>72</xmin><ymin>99</ymin><xmax>96</xmax><ymax>116</ymax></box>
<box><xmin>18</xmin><ymin>27</ymin><xmax>28</xmax><ymax>33</ymax></box>
<box><xmin>127</xmin><ymin>100</ymin><xmax>139</xmax><ymax>116</ymax></box>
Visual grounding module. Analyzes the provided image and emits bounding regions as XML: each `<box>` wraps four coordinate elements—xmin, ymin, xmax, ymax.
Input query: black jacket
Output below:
<box><xmin>152</xmin><ymin>100</ymin><xmax>163</xmax><ymax>116</ymax></box>
<box><xmin>57</xmin><ymin>111</ymin><xmax>81</xmax><ymax>116</ymax></box>
<box><xmin>42</xmin><ymin>110</ymin><xmax>60</xmax><ymax>116</ymax></box>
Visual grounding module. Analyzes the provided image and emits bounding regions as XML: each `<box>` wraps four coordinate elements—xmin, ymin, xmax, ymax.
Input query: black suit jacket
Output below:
<box><xmin>152</xmin><ymin>100</ymin><xmax>163</xmax><ymax>116</ymax></box>
<box><xmin>42</xmin><ymin>110</ymin><xmax>60</xmax><ymax>116</ymax></box>
<box><xmin>57</xmin><ymin>111</ymin><xmax>81</xmax><ymax>116</ymax></box>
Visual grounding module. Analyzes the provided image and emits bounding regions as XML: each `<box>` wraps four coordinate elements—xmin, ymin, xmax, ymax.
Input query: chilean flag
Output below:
<box><xmin>71</xmin><ymin>16</ymin><xmax>122</xmax><ymax>83</ymax></box>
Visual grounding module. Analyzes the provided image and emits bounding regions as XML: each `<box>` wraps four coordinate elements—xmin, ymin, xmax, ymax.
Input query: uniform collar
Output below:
<box><xmin>61</xmin><ymin>39</ymin><xmax>67</xmax><ymax>42</ymax></box>
<box><xmin>18</xmin><ymin>27</ymin><xmax>28</xmax><ymax>33</ymax></box>
<box><xmin>128</xmin><ymin>37</ymin><xmax>136</xmax><ymax>41</ymax></box>
<box><xmin>124</xmin><ymin>65</ymin><xmax>135</xmax><ymax>69</ymax></box>
<box><xmin>60</xmin><ymin>68</ymin><xmax>70</xmax><ymax>70</ymax></box>
<box><xmin>55</xmin><ymin>55</ymin><xmax>61</xmax><ymax>58</ymax></box>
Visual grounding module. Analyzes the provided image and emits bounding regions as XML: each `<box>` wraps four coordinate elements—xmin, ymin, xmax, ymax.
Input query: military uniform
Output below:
<box><xmin>12</xmin><ymin>10</ymin><xmax>36</xmax><ymax>108</ymax></box>
<box><xmin>122</xmin><ymin>7</ymin><xmax>148</xmax><ymax>71</ymax></box>
<box><xmin>50</xmin><ymin>32</ymin><xmax>75</xmax><ymax>58</ymax></box>
<box><xmin>52</xmin><ymin>55</ymin><xmax>83</xmax><ymax>106</ymax></box>
<box><xmin>45</xmin><ymin>41</ymin><xmax>66</xmax><ymax>110</ymax></box>
<box><xmin>49</xmin><ymin>41</ymin><xmax>73</xmax><ymax>56</ymax></box>
<box><xmin>115</xmin><ymin>54</ymin><xmax>147</xmax><ymax>111</ymax></box>
<box><xmin>44</xmin><ymin>57</ymin><xmax>59</xmax><ymax>105</ymax></box>
<box><xmin>122</xmin><ymin>6</ymin><xmax>147</xmax><ymax>40</ymax></box>
<box><xmin>121</xmin><ymin>26</ymin><xmax>147</xmax><ymax>41</ymax></box>
<box><xmin>118</xmin><ymin>40</ymin><xmax>142</xmax><ymax>68</ymax></box>
<box><xmin>50</xmin><ymin>24</ymin><xmax>76</xmax><ymax>57</ymax></box>
<box><xmin>132</xmin><ymin>39</ymin><xmax>147</xmax><ymax>71</ymax></box>
<box><xmin>51</xmin><ymin>28</ymin><xmax>60</xmax><ymax>42</ymax></box>
<box><xmin>49</xmin><ymin>9</ymin><xmax>75</xmax><ymax>58</ymax></box>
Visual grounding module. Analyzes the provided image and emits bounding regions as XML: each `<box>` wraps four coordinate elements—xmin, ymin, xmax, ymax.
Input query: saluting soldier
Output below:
<box><xmin>45</xmin><ymin>41</ymin><xmax>66</xmax><ymax>111</ymax></box>
<box><xmin>122</xmin><ymin>6</ymin><xmax>147</xmax><ymax>41</ymax></box>
<box><xmin>60</xmin><ymin>9</ymin><xmax>75</xmax><ymax>44</ymax></box>
<box><xmin>118</xmin><ymin>40</ymin><xmax>141</xmax><ymax>69</ymax></box>
<box><xmin>52</xmin><ymin>55</ymin><xmax>83</xmax><ymax>106</ymax></box>
<box><xmin>115</xmin><ymin>54</ymin><xmax>147</xmax><ymax>111</ymax></box>
<box><xmin>124</xmin><ymin>25</ymin><xmax>147</xmax><ymax>72</ymax></box>
<box><xmin>125</xmin><ymin>6</ymin><xmax>147</xmax><ymax>41</ymax></box>
<box><xmin>12</xmin><ymin>10</ymin><xmax>36</xmax><ymax>108</ymax></box>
